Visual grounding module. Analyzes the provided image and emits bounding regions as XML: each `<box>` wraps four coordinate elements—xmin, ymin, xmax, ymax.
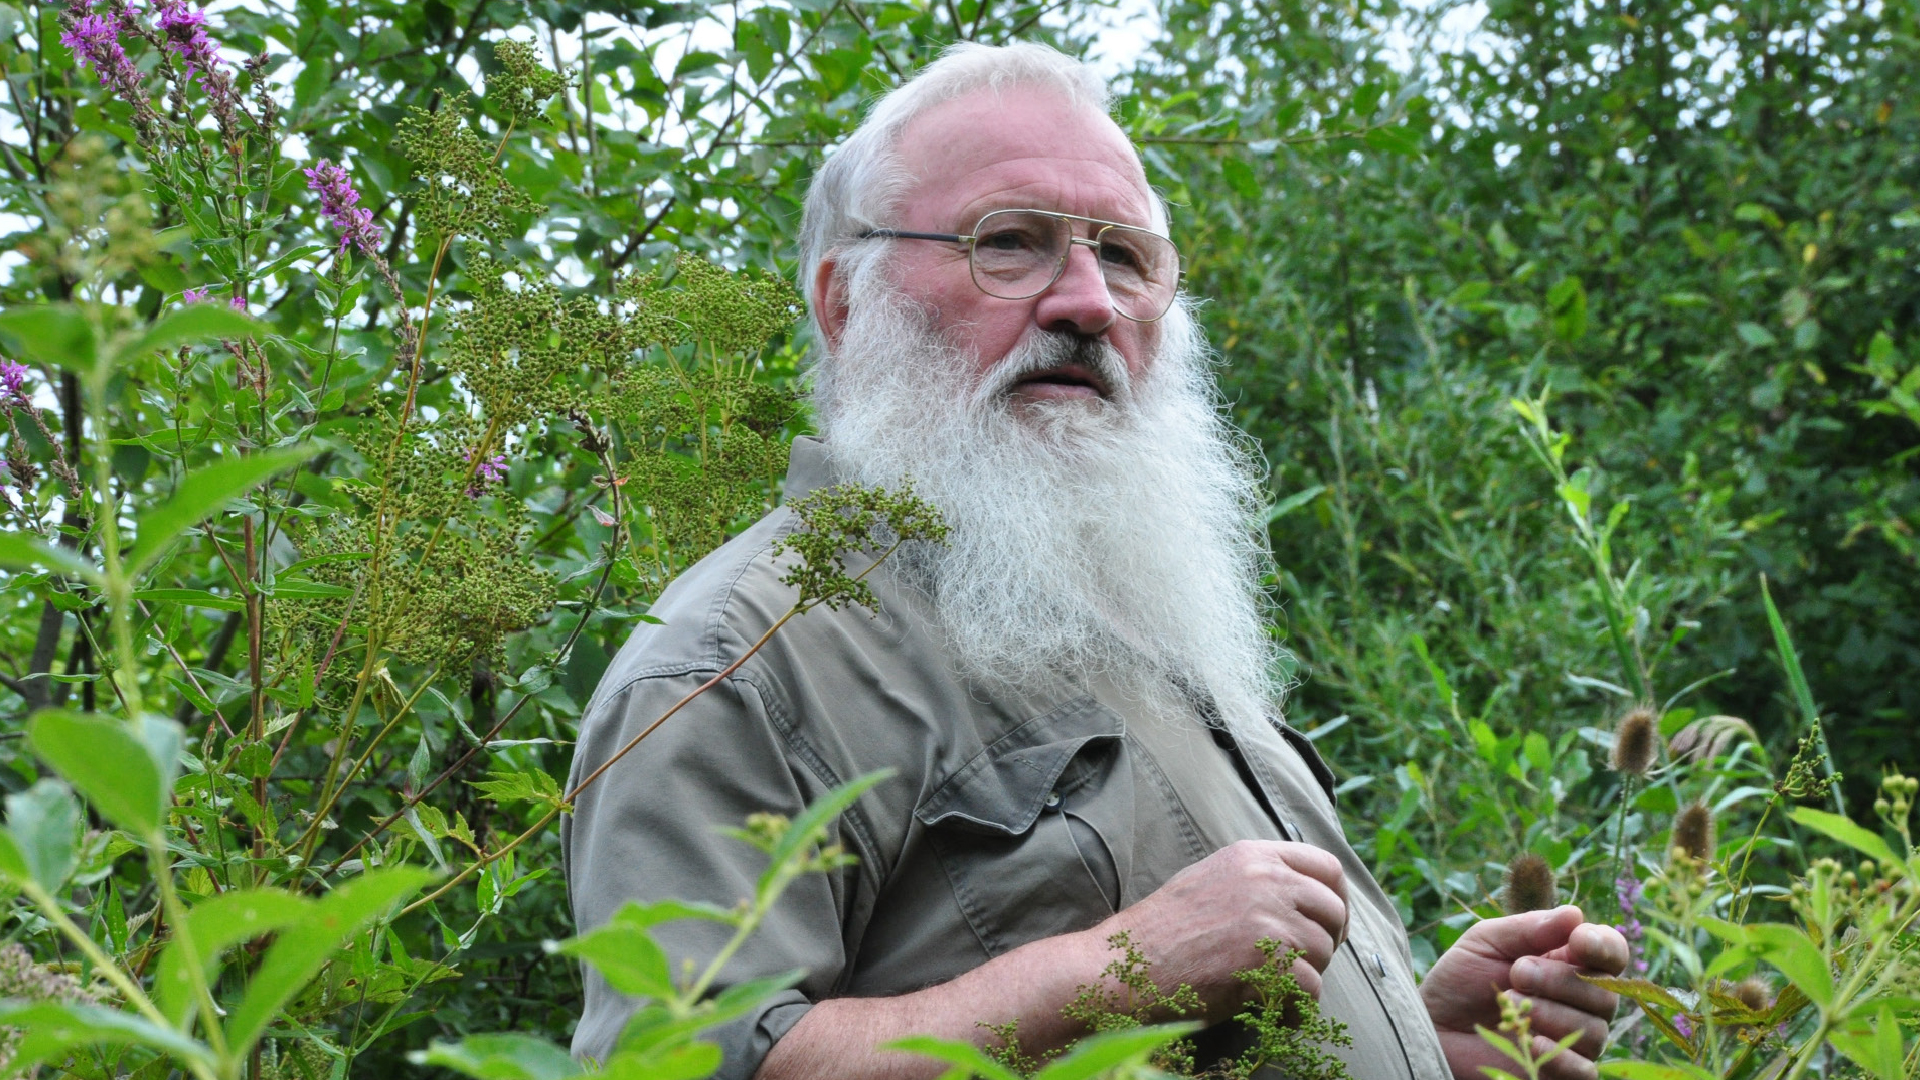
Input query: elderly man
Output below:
<box><xmin>564</xmin><ymin>41</ymin><xmax>1628</xmax><ymax>1080</ymax></box>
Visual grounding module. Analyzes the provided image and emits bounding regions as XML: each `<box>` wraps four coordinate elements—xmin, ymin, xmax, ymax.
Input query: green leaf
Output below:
<box><xmin>1736</xmin><ymin>321</ymin><xmax>1778</xmax><ymax>348</ymax></box>
<box><xmin>1363</xmin><ymin>123</ymin><xmax>1423</xmax><ymax>157</ymax></box>
<box><xmin>552</xmin><ymin>910</ymin><xmax>675</xmax><ymax>1000</ymax></box>
<box><xmin>1828</xmin><ymin>1004</ymin><xmax>1905</xmax><ymax>1080</ymax></box>
<box><xmin>1598</xmin><ymin>1063</ymin><xmax>1721</xmax><ymax>1080</ymax></box>
<box><xmin>1219</xmin><ymin>155</ymin><xmax>1261</xmax><ymax>200</ymax></box>
<box><xmin>132</xmin><ymin>587</ymin><xmax>247</xmax><ymax>611</ymax></box>
<box><xmin>0</xmin><ymin>533</ymin><xmax>102</xmax><ymax>584</ymax></box>
<box><xmin>882</xmin><ymin>1036</ymin><xmax>1024</xmax><ymax>1080</ymax></box>
<box><xmin>1745</xmin><ymin>923</ymin><xmax>1833</xmax><ymax>1009</ymax></box>
<box><xmin>155</xmin><ymin>887</ymin><xmax>312</xmax><ymax>1025</ymax></box>
<box><xmin>112</xmin><ymin>304</ymin><xmax>262</xmax><ymax>366</ymax></box>
<box><xmin>0</xmin><ymin>1000</ymin><xmax>215</xmax><ymax>1070</ymax></box>
<box><xmin>1032</xmin><ymin>1023</ymin><xmax>1201</xmax><ymax>1080</ymax></box>
<box><xmin>223</xmin><ymin>865</ymin><xmax>434</xmax><ymax>1054</ymax></box>
<box><xmin>757</xmin><ymin>770</ymin><xmax>892</xmax><ymax>898</ymax></box>
<box><xmin>127</xmin><ymin>445</ymin><xmax>324</xmax><ymax>575</ymax></box>
<box><xmin>1263</xmin><ymin>485</ymin><xmax>1326</xmax><ymax>525</ymax></box>
<box><xmin>1760</xmin><ymin>576</ymin><xmax>1818</xmax><ymax>726</ymax></box>
<box><xmin>409</xmin><ymin>1034</ymin><xmax>586</xmax><ymax>1080</ymax></box>
<box><xmin>3</xmin><ymin>779</ymin><xmax>79</xmax><ymax>889</ymax></box>
<box><xmin>1581</xmin><ymin>975</ymin><xmax>1687</xmax><ymax>1012</ymax></box>
<box><xmin>0</xmin><ymin>304</ymin><xmax>96</xmax><ymax>371</ymax></box>
<box><xmin>1788</xmin><ymin>807</ymin><xmax>1900</xmax><ymax>866</ymax></box>
<box><xmin>607</xmin><ymin>898</ymin><xmax>739</xmax><ymax>929</ymax></box>
<box><xmin>28</xmin><ymin>710</ymin><xmax>175</xmax><ymax>836</ymax></box>
<box><xmin>600</xmin><ymin>1042</ymin><xmax>723</xmax><ymax>1080</ymax></box>
<box><xmin>469</xmin><ymin>768</ymin><xmax>568</xmax><ymax>809</ymax></box>
<box><xmin>613</xmin><ymin>971</ymin><xmax>805</xmax><ymax>1057</ymax></box>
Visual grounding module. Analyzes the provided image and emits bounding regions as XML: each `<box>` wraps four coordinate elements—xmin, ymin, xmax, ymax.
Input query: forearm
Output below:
<box><xmin>753</xmin><ymin>926</ymin><xmax>1119</xmax><ymax>1080</ymax></box>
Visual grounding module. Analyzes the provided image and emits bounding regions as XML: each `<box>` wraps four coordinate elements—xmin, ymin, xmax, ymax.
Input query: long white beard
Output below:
<box><xmin>811</xmin><ymin>265</ymin><xmax>1284</xmax><ymax>727</ymax></box>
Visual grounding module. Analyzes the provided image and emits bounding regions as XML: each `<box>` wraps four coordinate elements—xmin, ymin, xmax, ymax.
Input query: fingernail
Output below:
<box><xmin>1513</xmin><ymin>957</ymin><xmax>1538</xmax><ymax>987</ymax></box>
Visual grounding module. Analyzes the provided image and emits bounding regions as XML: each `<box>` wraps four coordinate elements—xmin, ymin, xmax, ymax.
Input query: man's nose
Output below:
<box><xmin>1032</xmin><ymin>240</ymin><xmax>1117</xmax><ymax>336</ymax></box>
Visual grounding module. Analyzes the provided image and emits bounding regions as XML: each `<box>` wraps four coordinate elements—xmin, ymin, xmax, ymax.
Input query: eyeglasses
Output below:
<box><xmin>859</xmin><ymin>208</ymin><xmax>1182</xmax><ymax>323</ymax></box>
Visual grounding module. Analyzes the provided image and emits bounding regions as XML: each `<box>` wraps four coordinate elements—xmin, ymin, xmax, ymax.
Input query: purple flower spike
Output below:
<box><xmin>1613</xmin><ymin>872</ymin><xmax>1649</xmax><ymax>975</ymax></box>
<box><xmin>304</xmin><ymin>158</ymin><xmax>383</xmax><ymax>257</ymax></box>
<box><xmin>0</xmin><ymin>360</ymin><xmax>31</xmax><ymax>406</ymax></box>
<box><xmin>181</xmin><ymin>286</ymin><xmax>210</xmax><ymax>303</ymax></box>
<box><xmin>151</xmin><ymin>0</ymin><xmax>222</xmax><ymax>83</ymax></box>
<box><xmin>60</xmin><ymin>10</ymin><xmax>142</xmax><ymax>96</ymax></box>
<box><xmin>229</xmin><ymin>295</ymin><xmax>247</xmax><ymax>310</ymax></box>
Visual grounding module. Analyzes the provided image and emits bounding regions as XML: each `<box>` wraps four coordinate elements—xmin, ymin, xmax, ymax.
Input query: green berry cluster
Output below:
<box><xmin>774</xmin><ymin>482</ymin><xmax>947</xmax><ymax>613</ymax></box>
<box><xmin>489</xmin><ymin>39</ymin><xmax>568</xmax><ymax>124</ymax></box>
<box><xmin>395</xmin><ymin>91</ymin><xmax>540</xmax><ymax>241</ymax></box>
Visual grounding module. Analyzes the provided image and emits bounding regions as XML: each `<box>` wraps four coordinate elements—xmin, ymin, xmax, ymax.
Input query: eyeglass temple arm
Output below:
<box><xmin>859</xmin><ymin>228</ymin><xmax>972</xmax><ymax>243</ymax></box>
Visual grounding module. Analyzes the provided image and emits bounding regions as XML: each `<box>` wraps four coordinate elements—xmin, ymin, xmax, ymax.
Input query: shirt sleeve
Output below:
<box><xmin>563</xmin><ymin>670</ymin><xmax>851</xmax><ymax>1077</ymax></box>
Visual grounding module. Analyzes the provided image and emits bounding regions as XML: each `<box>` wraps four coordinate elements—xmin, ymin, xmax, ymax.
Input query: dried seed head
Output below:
<box><xmin>1673</xmin><ymin>802</ymin><xmax>1715</xmax><ymax>863</ymax></box>
<box><xmin>1611</xmin><ymin>705</ymin><xmax>1659</xmax><ymax>777</ymax></box>
<box><xmin>1502</xmin><ymin>852</ymin><xmax>1557</xmax><ymax>916</ymax></box>
<box><xmin>1732</xmin><ymin>976</ymin><xmax>1772</xmax><ymax>1013</ymax></box>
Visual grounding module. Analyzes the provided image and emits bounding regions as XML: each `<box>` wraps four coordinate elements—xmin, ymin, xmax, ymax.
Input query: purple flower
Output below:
<box><xmin>1673</xmin><ymin>1013</ymin><xmax>1694</xmax><ymax>1039</ymax></box>
<box><xmin>59</xmin><ymin>10</ymin><xmax>142</xmax><ymax>97</ymax></box>
<box><xmin>1614</xmin><ymin>872</ymin><xmax>1649</xmax><ymax>975</ymax></box>
<box><xmin>464</xmin><ymin>449</ymin><xmax>509</xmax><ymax>497</ymax></box>
<box><xmin>181</xmin><ymin>286</ymin><xmax>210</xmax><ymax>303</ymax></box>
<box><xmin>303</xmin><ymin>158</ymin><xmax>383</xmax><ymax>256</ymax></box>
<box><xmin>229</xmin><ymin>295</ymin><xmax>247</xmax><ymax>310</ymax></box>
<box><xmin>0</xmin><ymin>360</ymin><xmax>30</xmax><ymax>406</ymax></box>
<box><xmin>151</xmin><ymin>0</ymin><xmax>222</xmax><ymax>83</ymax></box>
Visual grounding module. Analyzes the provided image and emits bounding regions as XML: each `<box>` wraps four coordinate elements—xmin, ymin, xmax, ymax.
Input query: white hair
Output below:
<box><xmin>798</xmin><ymin>41</ymin><xmax>1133</xmax><ymax>332</ymax></box>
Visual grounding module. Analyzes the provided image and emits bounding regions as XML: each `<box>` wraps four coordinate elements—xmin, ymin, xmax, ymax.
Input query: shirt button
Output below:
<box><xmin>1044</xmin><ymin>791</ymin><xmax>1061</xmax><ymax>809</ymax></box>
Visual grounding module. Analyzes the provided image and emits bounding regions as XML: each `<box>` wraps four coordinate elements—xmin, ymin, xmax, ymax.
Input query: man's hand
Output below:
<box><xmin>1096</xmin><ymin>839</ymin><xmax>1348</xmax><ymax>1016</ymax></box>
<box><xmin>1420</xmin><ymin>904</ymin><xmax>1629</xmax><ymax>1080</ymax></box>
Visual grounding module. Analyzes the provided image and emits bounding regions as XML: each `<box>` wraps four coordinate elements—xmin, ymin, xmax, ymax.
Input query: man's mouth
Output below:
<box><xmin>1011</xmin><ymin>363</ymin><xmax>1111</xmax><ymax>401</ymax></box>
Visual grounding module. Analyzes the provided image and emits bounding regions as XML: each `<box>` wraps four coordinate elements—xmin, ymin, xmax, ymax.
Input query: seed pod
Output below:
<box><xmin>1611</xmin><ymin>705</ymin><xmax>1659</xmax><ymax>777</ymax></box>
<box><xmin>1732</xmin><ymin>976</ymin><xmax>1772</xmax><ymax>1013</ymax></box>
<box><xmin>1502</xmin><ymin>852</ymin><xmax>1557</xmax><ymax>916</ymax></box>
<box><xmin>1673</xmin><ymin>802</ymin><xmax>1714</xmax><ymax>863</ymax></box>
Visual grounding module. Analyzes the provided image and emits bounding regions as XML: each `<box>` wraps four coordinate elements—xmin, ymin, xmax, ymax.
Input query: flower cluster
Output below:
<box><xmin>464</xmin><ymin>448</ymin><xmax>508</xmax><ymax>497</ymax></box>
<box><xmin>303</xmin><ymin>158</ymin><xmax>382</xmax><ymax>256</ymax></box>
<box><xmin>151</xmin><ymin>0</ymin><xmax>221</xmax><ymax>83</ymax></box>
<box><xmin>1613</xmin><ymin>872</ymin><xmax>1648</xmax><ymax>974</ymax></box>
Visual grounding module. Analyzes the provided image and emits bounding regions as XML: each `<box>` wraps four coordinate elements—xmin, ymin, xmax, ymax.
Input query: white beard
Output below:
<box><xmin>811</xmin><ymin>263</ymin><xmax>1284</xmax><ymax>728</ymax></box>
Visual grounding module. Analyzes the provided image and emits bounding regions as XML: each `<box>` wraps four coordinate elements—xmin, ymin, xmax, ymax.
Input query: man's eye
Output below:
<box><xmin>978</xmin><ymin>229</ymin><xmax>1042</xmax><ymax>252</ymax></box>
<box><xmin>1099</xmin><ymin>241</ymin><xmax>1146</xmax><ymax>271</ymax></box>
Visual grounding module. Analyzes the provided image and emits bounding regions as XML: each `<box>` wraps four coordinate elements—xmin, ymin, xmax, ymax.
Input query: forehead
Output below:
<box><xmin>892</xmin><ymin>88</ymin><xmax>1156</xmax><ymax>232</ymax></box>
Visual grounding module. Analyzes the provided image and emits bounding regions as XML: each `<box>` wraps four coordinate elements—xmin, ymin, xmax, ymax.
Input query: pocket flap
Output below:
<box><xmin>915</xmin><ymin>697</ymin><xmax>1124</xmax><ymax>836</ymax></box>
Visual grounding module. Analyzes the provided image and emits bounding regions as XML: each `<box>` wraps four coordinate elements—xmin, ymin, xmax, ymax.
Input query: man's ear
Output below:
<box><xmin>812</xmin><ymin>255</ymin><xmax>851</xmax><ymax>352</ymax></box>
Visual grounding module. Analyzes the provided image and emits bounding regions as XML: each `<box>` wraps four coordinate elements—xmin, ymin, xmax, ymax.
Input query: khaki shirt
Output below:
<box><xmin>564</xmin><ymin>437</ymin><xmax>1450</xmax><ymax>1080</ymax></box>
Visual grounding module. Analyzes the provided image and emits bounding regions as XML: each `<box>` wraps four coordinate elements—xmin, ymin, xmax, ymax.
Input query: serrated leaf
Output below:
<box><xmin>127</xmin><ymin>446</ymin><xmax>324</xmax><ymax>575</ymax></box>
<box><xmin>470</xmin><ymin>768</ymin><xmax>567</xmax><ymax>808</ymax></box>
<box><xmin>1580</xmin><ymin>975</ymin><xmax>1688</xmax><ymax>1013</ymax></box>
<box><xmin>1745</xmin><ymin>923</ymin><xmax>1833</xmax><ymax>1008</ymax></box>
<box><xmin>1828</xmin><ymin>1004</ymin><xmax>1905</xmax><ymax>1080</ymax></box>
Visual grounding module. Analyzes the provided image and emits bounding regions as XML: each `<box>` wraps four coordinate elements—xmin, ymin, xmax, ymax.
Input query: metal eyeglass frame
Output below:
<box><xmin>857</xmin><ymin>208</ymin><xmax>1182</xmax><ymax>323</ymax></box>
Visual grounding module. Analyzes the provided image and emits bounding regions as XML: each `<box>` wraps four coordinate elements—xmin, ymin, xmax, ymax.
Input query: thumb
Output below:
<box><xmin>1466</xmin><ymin>904</ymin><xmax>1586</xmax><ymax>961</ymax></box>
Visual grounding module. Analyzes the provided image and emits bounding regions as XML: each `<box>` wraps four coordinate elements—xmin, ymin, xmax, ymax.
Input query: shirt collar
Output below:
<box><xmin>782</xmin><ymin>435</ymin><xmax>833</xmax><ymax>503</ymax></box>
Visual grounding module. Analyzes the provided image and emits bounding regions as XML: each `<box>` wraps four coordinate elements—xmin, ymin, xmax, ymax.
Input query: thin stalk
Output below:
<box><xmin>304</xmin><ymin>661</ymin><xmax>443</xmax><ymax>836</ymax></box>
<box><xmin>149</xmin><ymin>835</ymin><xmax>231</xmax><ymax>1064</ymax></box>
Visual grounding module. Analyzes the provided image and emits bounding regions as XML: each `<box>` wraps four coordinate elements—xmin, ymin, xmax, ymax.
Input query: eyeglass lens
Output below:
<box><xmin>968</xmin><ymin>210</ymin><xmax>1178</xmax><ymax>321</ymax></box>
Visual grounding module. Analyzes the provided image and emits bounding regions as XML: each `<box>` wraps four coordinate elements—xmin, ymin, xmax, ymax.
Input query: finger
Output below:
<box><xmin>1274</xmin><ymin>875</ymin><xmax>1348</xmax><ymax>952</ymax></box>
<box><xmin>1275</xmin><ymin>843</ymin><xmax>1347</xmax><ymax>901</ymax></box>
<box><xmin>1470</xmin><ymin>905</ymin><xmax>1587</xmax><ymax>962</ymax></box>
<box><xmin>1531</xmin><ymin>1028</ymin><xmax>1599</xmax><ymax>1080</ymax></box>
<box><xmin>1290</xmin><ymin>956</ymin><xmax>1324</xmax><ymax>1000</ymax></box>
<box><xmin>1511</xmin><ymin>992</ymin><xmax>1611</xmax><ymax>1062</ymax></box>
<box><xmin>1511</xmin><ymin>956</ymin><xmax>1620</xmax><ymax>1018</ymax></box>
<box><xmin>1567</xmin><ymin>922</ymin><xmax>1630</xmax><ymax>976</ymax></box>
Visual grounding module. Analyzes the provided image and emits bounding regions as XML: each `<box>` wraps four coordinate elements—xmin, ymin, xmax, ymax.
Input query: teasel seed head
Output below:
<box><xmin>1673</xmin><ymin>801</ymin><xmax>1715</xmax><ymax>863</ymax></box>
<box><xmin>1732</xmin><ymin>976</ymin><xmax>1772</xmax><ymax>1013</ymax></box>
<box><xmin>1610</xmin><ymin>705</ymin><xmax>1659</xmax><ymax>777</ymax></box>
<box><xmin>1502</xmin><ymin>852</ymin><xmax>1557</xmax><ymax>916</ymax></box>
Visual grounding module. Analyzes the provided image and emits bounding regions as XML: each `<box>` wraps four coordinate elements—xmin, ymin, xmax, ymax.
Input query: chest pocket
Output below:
<box><xmin>915</xmin><ymin>697</ymin><xmax>1126</xmax><ymax>957</ymax></box>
